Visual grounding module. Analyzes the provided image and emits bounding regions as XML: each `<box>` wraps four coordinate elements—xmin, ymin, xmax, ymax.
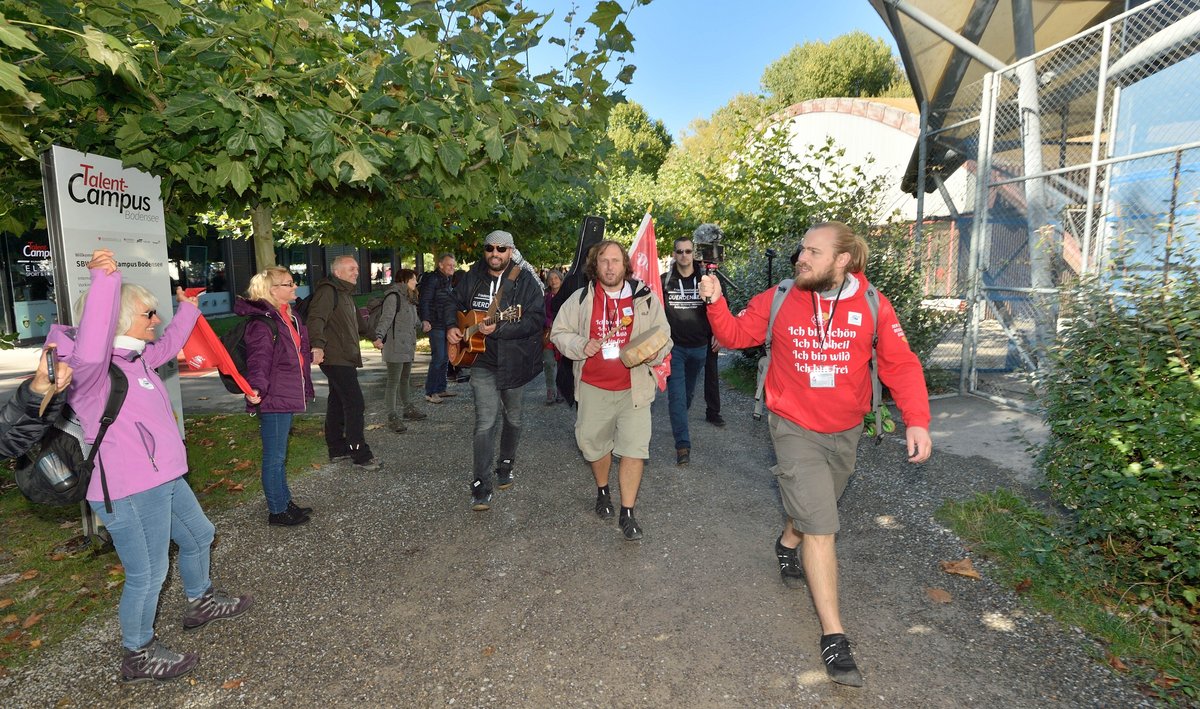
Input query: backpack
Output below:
<box><xmin>218</xmin><ymin>314</ymin><xmax>279</xmax><ymax>394</ymax></box>
<box><xmin>291</xmin><ymin>282</ymin><xmax>336</xmax><ymax>325</ymax></box>
<box><xmin>14</xmin><ymin>363</ymin><xmax>129</xmax><ymax>513</ymax></box>
<box><xmin>364</xmin><ymin>290</ymin><xmax>400</xmax><ymax>342</ymax></box>
<box><xmin>753</xmin><ymin>278</ymin><xmax>887</xmax><ymax>443</ymax></box>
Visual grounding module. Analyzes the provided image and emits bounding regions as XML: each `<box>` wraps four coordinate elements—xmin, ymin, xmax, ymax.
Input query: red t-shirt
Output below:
<box><xmin>581</xmin><ymin>283</ymin><xmax>635</xmax><ymax>391</ymax></box>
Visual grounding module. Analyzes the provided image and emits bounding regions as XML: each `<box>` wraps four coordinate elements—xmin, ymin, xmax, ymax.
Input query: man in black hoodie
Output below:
<box><xmin>447</xmin><ymin>230</ymin><xmax>545</xmax><ymax>511</ymax></box>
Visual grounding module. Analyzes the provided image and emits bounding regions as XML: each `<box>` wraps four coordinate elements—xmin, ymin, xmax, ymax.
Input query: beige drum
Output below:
<box><xmin>620</xmin><ymin>327</ymin><xmax>668</xmax><ymax>367</ymax></box>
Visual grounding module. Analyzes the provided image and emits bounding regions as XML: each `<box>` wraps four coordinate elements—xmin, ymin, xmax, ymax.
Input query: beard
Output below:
<box><xmin>598</xmin><ymin>270</ymin><xmax>625</xmax><ymax>289</ymax></box>
<box><xmin>796</xmin><ymin>264</ymin><xmax>837</xmax><ymax>292</ymax></box>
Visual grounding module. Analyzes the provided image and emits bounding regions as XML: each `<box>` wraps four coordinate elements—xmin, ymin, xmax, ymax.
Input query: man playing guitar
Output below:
<box><xmin>446</xmin><ymin>230</ymin><xmax>546</xmax><ymax>511</ymax></box>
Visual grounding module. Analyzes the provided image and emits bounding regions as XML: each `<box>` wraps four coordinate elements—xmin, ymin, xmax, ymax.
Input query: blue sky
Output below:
<box><xmin>525</xmin><ymin>1</ymin><xmax>896</xmax><ymax>139</ymax></box>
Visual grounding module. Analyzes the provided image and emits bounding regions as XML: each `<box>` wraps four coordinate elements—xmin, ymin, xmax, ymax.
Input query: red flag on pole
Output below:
<box><xmin>181</xmin><ymin>315</ymin><xmax>254</xmax><ymax>396</ymax></box>
<box><xmin>629</xmin><ymin>211</ymin><xmax>671</xmax><ymax>390</ymax></box>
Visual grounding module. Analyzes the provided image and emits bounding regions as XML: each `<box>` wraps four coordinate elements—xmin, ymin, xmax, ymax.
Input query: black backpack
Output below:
<box><xmin>292</xmin><ymin>282</ymin><xmax>335</xmax><ymax>325</ymax></box>
<box><xmin>15</xmin><ymin>363</ymin><xmax>129</xmax><ymax>513</ymax></box>
<box><xmin>218</xmin><ymin>314</ymin><xmax>279</xmax><ymax>394</ymax></box>
<box><xmin>365</xmin><ymin>290</ymin><xmax>400</xmax><ymax>341</ymax></box>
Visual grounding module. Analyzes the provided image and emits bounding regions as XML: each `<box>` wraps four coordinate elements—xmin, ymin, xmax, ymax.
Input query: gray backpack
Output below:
<box><xmin>753</xmin><ymin>278</ymin><xmax>885</xmax><ymax>442</ymax></box>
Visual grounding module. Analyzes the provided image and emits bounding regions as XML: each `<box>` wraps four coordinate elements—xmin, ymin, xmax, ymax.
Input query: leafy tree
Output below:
<box><xmin>605</xmin><ymin>100</ymin><xmax>672</xmax><ymax>176</ymax></box>
<box><xmin>760</xmin><ymin>31</ymin><xmax>908</xmax><ymax>111</ymax></box>
<box><xmin>1</xmin><ymin>1</ymin><xmax>644</xmax><ymax>269</ymax></box>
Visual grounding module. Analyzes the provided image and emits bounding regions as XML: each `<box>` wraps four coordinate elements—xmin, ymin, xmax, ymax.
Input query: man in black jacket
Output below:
<box><xmin>1</xmin><ymin>344</ymin><xmax>73</xmax><ymax>459</ymax></box>
<box><xmin>447</xmin><ymin>230</ymin><xmax>544</xmax><ymax>511</ymax></box>
<box><xmin>419</xmin><ymin>253</ymin><xmax>459</xmax><ymax>404</ymax></box>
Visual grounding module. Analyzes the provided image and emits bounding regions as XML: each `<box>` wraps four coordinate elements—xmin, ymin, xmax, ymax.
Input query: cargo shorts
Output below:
<box><xmin>768</xmin><ymin>413</ymin><xmax>863</xmax><ymax>535</ymax></box>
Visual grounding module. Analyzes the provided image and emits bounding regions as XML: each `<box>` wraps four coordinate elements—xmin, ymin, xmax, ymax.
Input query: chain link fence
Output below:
<box><xmin>915</xmin><ymin>0</ymin><xmax>1200</xmax><ymax>405</ymax></box>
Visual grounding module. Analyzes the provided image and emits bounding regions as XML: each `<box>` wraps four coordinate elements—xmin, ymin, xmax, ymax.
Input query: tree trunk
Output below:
<box><xmin>250</xmin><ymin>203</ymin><xmax>276</xmax><ymax>269</ymax></box>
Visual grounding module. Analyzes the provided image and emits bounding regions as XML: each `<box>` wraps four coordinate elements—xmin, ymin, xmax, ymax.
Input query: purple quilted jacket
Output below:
<box><xmin>233</xmin><ymin>297</ymin><xmax>315</xmax><ymax>413</ymax></box>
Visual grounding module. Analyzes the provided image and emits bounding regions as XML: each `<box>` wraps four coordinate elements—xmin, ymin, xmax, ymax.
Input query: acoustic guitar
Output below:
<box><xmin>448</xmin><ymin>305</ymin><xmax>523</xmax><ymax>367</ymax></box>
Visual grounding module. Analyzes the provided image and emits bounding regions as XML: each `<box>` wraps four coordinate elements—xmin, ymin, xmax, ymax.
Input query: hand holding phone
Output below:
<box><xmin>45</xmin><ymin>348</ymin><xmax>56</xmax><ymax>385</ymax></box>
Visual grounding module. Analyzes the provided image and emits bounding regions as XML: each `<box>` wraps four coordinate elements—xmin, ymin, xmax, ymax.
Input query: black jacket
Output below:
<box><xmin>452</xmin><ymin>260</ymin><xmax>544</xmax><ymax>390</ymax></box>
<box><xmin>0</xmin><ymin>380</ymin><xmax>61</xmax><ymax>459</ymax></box>
<box><xmin>419</xmin><ymin>271</ymin><xmax>457</xmax><ymax>329</ymax></box>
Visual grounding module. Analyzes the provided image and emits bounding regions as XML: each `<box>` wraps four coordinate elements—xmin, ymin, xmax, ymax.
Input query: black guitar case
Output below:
<box><xmin>552</xmin><ymin>216</ymin><xmax>605</xmax><ymax>406</ymax></box>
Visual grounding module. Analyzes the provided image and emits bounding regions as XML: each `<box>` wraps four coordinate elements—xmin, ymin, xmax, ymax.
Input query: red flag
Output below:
<box><xmin>181</xmin><ymin>315</ymin><xmax>254</xmax><ymax>396</ymax></box>
<box><xmin>629</xmin><ymin>212</ymin><xmax>671</xmax><ymax>390</ymax></box>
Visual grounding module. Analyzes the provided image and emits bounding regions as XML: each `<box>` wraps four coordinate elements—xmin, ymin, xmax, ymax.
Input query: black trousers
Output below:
<box><xmin>704</xmin><ymin>347</ymin><xmax>721</xmax><ymax>417</ymax></box>
<box><xmin>320</xmin><ymin>364</ymin><xmax>372</xmax><ymax>462</ymax></box>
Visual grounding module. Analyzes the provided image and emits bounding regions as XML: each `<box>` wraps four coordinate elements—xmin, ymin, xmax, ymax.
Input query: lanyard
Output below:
<box><xmin>811</xmin><ymin>278</ymin><xmax>847</xmax><ymax>350</ymax></box>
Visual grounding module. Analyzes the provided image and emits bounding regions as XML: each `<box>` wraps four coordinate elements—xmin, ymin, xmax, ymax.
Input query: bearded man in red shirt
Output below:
<box><xmin>700</xmin><ymin>221</ymin><xmax>932</xmax><ymax>688</ymax></box>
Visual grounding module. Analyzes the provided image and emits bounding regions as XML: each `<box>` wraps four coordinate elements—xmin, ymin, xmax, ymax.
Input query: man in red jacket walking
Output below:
<box><xmin>700</xmin><ymin>221</ymin><xmax>932</xmax><ymax>688</ymax></box>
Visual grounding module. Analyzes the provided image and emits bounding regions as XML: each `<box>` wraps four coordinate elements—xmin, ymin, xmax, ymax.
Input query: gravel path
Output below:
<box><xmin>0</xmin><ymin>357</ymin><xmax>1152</xmax><ymax>707</ymax></box>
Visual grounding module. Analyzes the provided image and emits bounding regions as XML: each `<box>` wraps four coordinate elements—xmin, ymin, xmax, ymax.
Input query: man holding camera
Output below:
<box><xmin>699</xmin><ymin>222</ymin><xmax>932</xmax><ymax>688</ymax></box>
<box><xmin>661</xmin><ymin>225</ymin><xmax>723</xmax><ymax>466</ymax></box>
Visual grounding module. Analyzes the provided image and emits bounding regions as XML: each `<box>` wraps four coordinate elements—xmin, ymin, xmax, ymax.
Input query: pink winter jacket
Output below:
<box><xmin>46</xmin><ymin>267</ymin><xmax>199</xmax><ymax>503</ymax></box>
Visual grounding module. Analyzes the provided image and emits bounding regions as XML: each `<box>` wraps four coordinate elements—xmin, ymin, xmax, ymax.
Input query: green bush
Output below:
<box><xmin>1039</xmin><ymin>249</ymin><xmax>1200</xmax><ymax>621</ymax></box>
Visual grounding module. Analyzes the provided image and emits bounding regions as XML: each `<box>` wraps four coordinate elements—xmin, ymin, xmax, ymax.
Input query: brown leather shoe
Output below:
<box><xmin>676</xmin><ymin>448</ymin><xmax>690</xmax><ymax>466</ymax></box>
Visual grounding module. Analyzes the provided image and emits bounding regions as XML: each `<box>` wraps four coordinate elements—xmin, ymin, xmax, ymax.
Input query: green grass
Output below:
<box><xmin>938</xmin><ymin>489</ymin><xmax>1198</xmax><ymax>704</ymax></box>
<box><xmin>0</xmin><ymin>414</ymin><xmax>327</xmax><ymax>675</ymax></box>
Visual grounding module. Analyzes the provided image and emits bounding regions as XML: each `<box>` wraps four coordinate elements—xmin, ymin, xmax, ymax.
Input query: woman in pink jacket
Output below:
<box><xmin>57</xmin><ymin>250</ymin><xmax>252</xmax><ymax>683</ymax></box>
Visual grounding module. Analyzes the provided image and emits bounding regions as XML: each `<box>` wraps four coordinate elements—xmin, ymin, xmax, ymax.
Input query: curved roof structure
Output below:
<box><xmin>868</xmin><ymin>0</ymin><xmax>1127</xmax><ymax>194</ymax></box>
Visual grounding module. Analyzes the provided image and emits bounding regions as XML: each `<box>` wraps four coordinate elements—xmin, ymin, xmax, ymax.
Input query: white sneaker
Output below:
<box><xmin>425</xmin><ymin>394</ymin><xmax>443</xmax><ymax>404</ymax></box>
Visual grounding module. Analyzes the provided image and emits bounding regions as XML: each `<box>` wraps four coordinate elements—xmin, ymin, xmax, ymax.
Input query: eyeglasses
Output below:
<box><xmin>139</xmin><ymin>310</ymin><xmax>157</xmax><ymax>319</ymax></box>
<box><xmin>272</xmin><ymin>282</ymin><xmax>295</xmax><ymax>288</ymax></box>
<box><xmin>675</xmin><ymin>249</ymin><xmax>693</xmax><ymax>255</ymax></box>
<box><xmin>484</xmin><ymin>245</ymin><xmax>509</xmax><ymax>253</ymax></box>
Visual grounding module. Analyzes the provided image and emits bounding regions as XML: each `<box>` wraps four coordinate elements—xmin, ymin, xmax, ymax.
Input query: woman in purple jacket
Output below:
<box><xmin>235</xmin><ymin>266</ymin><xmax>316</xmax><ymax>527</ymax></box>
<box><xmin>56</xmin><ymin>250</ymin><xmax>252</xmax><ymax>683</ymax></box>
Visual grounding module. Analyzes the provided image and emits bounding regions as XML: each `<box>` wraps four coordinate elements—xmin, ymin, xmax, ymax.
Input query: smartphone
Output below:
<box><xmin>45</xmin><ymin>348</ymin><xmax>57</xmax><ymax>385</ymax></box>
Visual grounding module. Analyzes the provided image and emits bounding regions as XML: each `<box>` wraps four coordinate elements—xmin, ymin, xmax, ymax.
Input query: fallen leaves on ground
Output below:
<box><xmin>58</xmin><ymin>521</ymin><xmax>75</xmax><ymax>529</ymax></box>
<box><xmin>202</xmin><ymin>478</ymin><xmax>230</xmax><ymax>494</ymax></box>
<box><xmin>2</xmin><ymin>630</ymin><xmax>20</xmax><ymax>642</ymax></box>
<box><xmin>1153</xmin><ymin>673</ymin><xmax>1181</xmax><ymax>689</ymax></box>
<box><xmin>225</xmin><ymin>482</ymin><xmax>245</xmax><ymax>493</ymax></box>
<box><xmin>1106</xmin><ymin>653</ymin><xmax>1129</xmax><ymax>671</ymax></box>
<box><xmin>1</xmin><ymin>614</ymin><xmax>16</xmax><ymax>625</ymax></box>
<box><xmin>232</xmin><ymin>460</ymin><xmax>253</xmax><ymax>471</ymax></box>
<box><xmin>49</xmin><ymin>553</ymin><xmax>66</xmax><ymax>562</ymax></box>
<box><xmin>18</xmin><ymin>570</ymin><xmax>39</xmax><ymax>582</ymax></box>
<box><xmin>482</xmin><ymin>646</ymin><xmax>495</xmax><ymax>657</ymax></box>
<box><xmin>28</xmin><ymin>638</ymin><xmax>40</xmax><ymax>649</ymax></box>
<box><xmin>0</xmin><ymin>599</ymin><xmax>12</xmax><ymax>609</ymax></box>
<box><xmin>925</xmin><ymin>587</ymin><xmax>952</xmax><ymax>604</ymax></box>
<box><xmin>366</xmin><ymin>423</ymin><xmax>384</xmax><ymax>431</ymax></box>
<box><xmin>222</xmin><ymin>678</ymin><xmax>244</xmax><ymax>689</ymax></box>
<box><xmin>21</xmin><ymin>613</ymin><xmax>43</xmax><ymax>629</ymax></box>
<box><xmin>1014</xmin><ymin>578</ymin><xmax>1032</xmax><ymax>594</ymax></box>
<box><xmin>107</xmin><ymin>564</ymin><xmax>124</xmax><ymax>577</ymax></box>
<box><xmin>939</xmin><ymin>558</ymin><xmax>982</xmax><ymax>580</ymax></box>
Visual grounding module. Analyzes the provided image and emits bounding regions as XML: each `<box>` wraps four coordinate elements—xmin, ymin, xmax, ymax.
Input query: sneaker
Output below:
<box><xmin>676</xmin><ymin>448</ymin><xmax>690</xmax><ymax>466</ymax></box>
<box><xmin>436</xmin><ymin>390</ymin><xmax>457</xmax><ymax>398</ymax></box>
<box><xmin>388</xmin><ymin>417</ymin><xmax>407</xmax><ymax>433</ymax></box>
<box><xmin>595</xmin><ymin>490</ymin><xmax>614</xmax><ymax>519</ymax></box>
<box><xmin>329</xmin><ymin>453</ymin><xmax>351</xmax><ymax>463</ymax></box>
<box><xmin>403</xmin><ymin>408</ymin><xmax>428</xmax><ymax>421</ymax></box>
<box><xmin>120</xmin><ymin>637</ymin><xmax>199</xmax><ymax>683</ymax></box>
<box><xmin>354</xmin><ymin>458</ymin><xmax>381</xmax><ymax>471</ymax></box>
<box><xmin>619</xmin><ymin>513</ymin><xmax>643</xmax><ymax>541</ymax></box>
<box><xmin>819</xmin><ymin>634</ymin><xmax>864</xmax><ymax>687</ymax></box>
<box><xmin>425</xmin><ymin>394</ymin><xmax>443</xmax><ymax>404</ymax></box>
<box><xmin>268</xmin><ymin>507</ymin><xmax>309</xmax><ymax>526</ymax></box>
<box><xmin>288</xmin><ymin>500</ymin><xmax>313</xmax><ymax>515</ymax></box>
<box><xmin>471</xmin><ymin>479</ymin><xmax>493</xmax><ymax>511</ymax></box>
<box><xmin>775</xmin><ymin>535</ymin><xmax>805</xmax><ymax>588</ymax></box>
<box><xmin>496</xmin><ymin>460</ymin><xmax>514</xmax><ymax>490</ymax></box>
<box><xmin>182</xmin><ymin>587</ymin><xmax>253</xmax><ymax>631</ymax></box>
<box><xmin>706</xmin><ymin>413</ymin><xmax>726</xmax><ymax>427</ymax></box>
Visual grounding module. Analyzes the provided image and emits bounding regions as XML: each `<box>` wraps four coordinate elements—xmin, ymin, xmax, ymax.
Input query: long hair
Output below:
<box><xmin>584</xmin><ymin>240</ymin><xmax>631</xmax><ymax>283</ymax></box>
<box><xmin>810</xmin><ymin>221</ymin><xmax>869</xmax><ymax>274</ymax></box>
<box><xmin>396</xmin><ymin>268</ymin><xmax>417</xmax><ymax>285</ymax></box>
<box><xmin>246</xmin><ymin>266</ymin><xmax>292</xmax><ymax>302</ymax></box>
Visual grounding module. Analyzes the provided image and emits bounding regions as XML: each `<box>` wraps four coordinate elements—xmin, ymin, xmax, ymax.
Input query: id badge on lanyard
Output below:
<box><xmin>809</xmin><ymin>368</ymin><xmax>835</xmax><ymax>388</ymax></box>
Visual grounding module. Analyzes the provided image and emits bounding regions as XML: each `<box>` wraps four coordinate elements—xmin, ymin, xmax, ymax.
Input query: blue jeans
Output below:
<box><xmin>425</xmin><ymin>328</ymin><xmax>448</xmax><ymax>396</ymax></box>
<box><xmin>469</xmin><ymin>366</ymin><xmax>524</xmax><ymax>484</ymax></box>
<box><xmin>259</xmin><ymin>412</ymin><xmax>294</xmax><ymax>514</ymax></box>
<box><xmin>90</xmin><ymin>478</ymin><xmax>215</xmax><ymax>650</ymax></box>
<box><xmin>666</xmin><ymin>344</ymin><xmax>709</xmax><ymax>449</ymax></box>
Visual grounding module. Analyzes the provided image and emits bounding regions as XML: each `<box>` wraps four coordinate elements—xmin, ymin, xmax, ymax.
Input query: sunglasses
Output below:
<box><xmin>675</xmin><ymin>249</ymin><xmax>693</xmax><ymax>255</ymax></box>
<box><xmin>139</xmin><ymin>310</ymin><xmax>158</xmax><ymax>319</ymax></box>
<box><xmin>484</xmin><ymin>245</ymin><xmax>509</xmax><ymax>253</ymax></box>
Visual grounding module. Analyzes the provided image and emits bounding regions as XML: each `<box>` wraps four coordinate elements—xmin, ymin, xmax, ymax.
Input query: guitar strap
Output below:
<box><xmin>485</xmin><ymin>265</ymin><xmax>522</xmax><ymax>318</ymax></box>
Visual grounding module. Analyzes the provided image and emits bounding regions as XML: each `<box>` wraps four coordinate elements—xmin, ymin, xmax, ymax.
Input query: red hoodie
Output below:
<box><xmin>707</xmin><ymin>272</ymin><xmax>930</xmax><ymax>434</ymax></box>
